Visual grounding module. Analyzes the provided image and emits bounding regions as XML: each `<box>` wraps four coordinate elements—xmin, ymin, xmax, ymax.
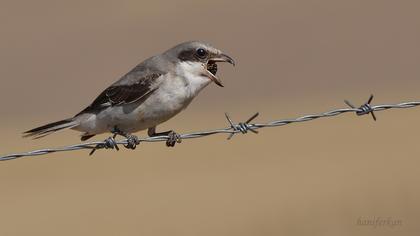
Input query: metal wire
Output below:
<box><xmin>1</xmin><ymin>95</ymin><xmax>420</xmax><ymax>161</ymax></box>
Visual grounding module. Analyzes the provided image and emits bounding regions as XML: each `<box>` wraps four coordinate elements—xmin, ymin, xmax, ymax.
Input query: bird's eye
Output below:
<box><xmin>196</xmin><ymin>48</ymin><xmax>207</xmax><ymax>58</ymax></box>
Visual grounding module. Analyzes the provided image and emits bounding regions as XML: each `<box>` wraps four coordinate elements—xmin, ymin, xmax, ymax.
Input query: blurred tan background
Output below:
<box><xmin>1</xmin><ymin>0</ymin><xmax>420</xmax><ymax>235</ymax></box>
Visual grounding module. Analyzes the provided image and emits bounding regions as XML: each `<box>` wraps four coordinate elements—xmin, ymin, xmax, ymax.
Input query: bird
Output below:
<box><xmin>23</xmin><ymin>41</ymin><xmax>235</xmax><ymax>148</ymax></box>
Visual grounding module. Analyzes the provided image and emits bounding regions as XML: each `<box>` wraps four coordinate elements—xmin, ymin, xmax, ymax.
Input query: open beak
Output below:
<box><xmin>205</xmin><ymin>53</ymin><xmax>235</xmax><ymax>87</ymax></box>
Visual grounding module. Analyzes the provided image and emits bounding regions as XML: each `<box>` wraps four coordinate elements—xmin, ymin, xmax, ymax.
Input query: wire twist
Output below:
<box><xmin>225</xmin><ymin>112</ymin><xmax>259</xmax><ymax>140</ymax></box>
<box><xmin>345</xmin><ymin>94</ymin><xmax>377</xmax><ymax>121</ymax></box>
<box><xmin>1</xmin><ymin>95</ymin><xmax>420</xmax><ymax>161</ymax></box>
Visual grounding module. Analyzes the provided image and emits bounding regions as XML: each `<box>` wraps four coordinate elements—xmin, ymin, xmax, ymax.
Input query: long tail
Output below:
<box><xmin>23</xmin><ymin>118</ymin><xmax>79</xmax><ymax>139</ymax></box>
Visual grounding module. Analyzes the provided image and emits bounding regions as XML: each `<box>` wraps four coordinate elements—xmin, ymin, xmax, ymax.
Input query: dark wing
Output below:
<box><xmin>76</xmin><ymin>73</ymin><xmax>162</xmax><ymax>115</ymax></box>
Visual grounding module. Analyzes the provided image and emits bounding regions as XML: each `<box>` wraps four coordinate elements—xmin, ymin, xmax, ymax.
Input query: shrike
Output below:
<box><xmin>24</xmin><ymin>41</ymin><xmax>235</xmax><ymax>147</ymax></box>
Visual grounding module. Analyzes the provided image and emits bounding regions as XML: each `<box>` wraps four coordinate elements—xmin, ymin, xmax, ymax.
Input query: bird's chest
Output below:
<box><xmin>138</xmin><ymin>63</ymin><xmax>211</xmax><ymax>125</ymax></box>
<box><xmin>154</xmin><ymin>73</ymin><xmax>209</xmax><ymax>111</ymax></box>
<box><xmin>138</xmin><ymin>75</ymin><xmax>204</xmax><ymax>123</ymax></box>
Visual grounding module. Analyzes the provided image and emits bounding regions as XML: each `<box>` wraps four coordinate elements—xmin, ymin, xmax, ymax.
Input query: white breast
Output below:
<box><xmin>139</xmin><ymin>61</ymin><xmax>212</xmax><ymax>122</ymax></box>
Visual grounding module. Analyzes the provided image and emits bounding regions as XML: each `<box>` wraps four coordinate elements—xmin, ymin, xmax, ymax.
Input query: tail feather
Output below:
<box><xmin>23</xmin><ymin>118</ymin><xmax>79</xmax><ymax>139</ymax></box>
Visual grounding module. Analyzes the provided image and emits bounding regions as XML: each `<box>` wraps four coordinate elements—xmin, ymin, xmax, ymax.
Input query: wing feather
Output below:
<box><xmin>76</xmin><ymin>73</ymin><xmax>162</xmax><ymax>115</ymax></box>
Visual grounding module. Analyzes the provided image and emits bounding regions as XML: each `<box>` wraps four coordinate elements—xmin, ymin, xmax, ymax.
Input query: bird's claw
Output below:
<box><xmin>166</xmin><ymin>131</ymin><xmax>181</xmax><ymax>147</ymax></box>
<box><xmin>124</xmin><ymin>134</ymin><xmax>139</xmax><ymax>150</ymax></box>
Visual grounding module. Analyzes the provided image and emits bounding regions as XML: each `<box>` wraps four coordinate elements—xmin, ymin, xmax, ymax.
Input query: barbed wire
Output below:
<box><xmin>1</xmin><ymin>95</ymin><xmax>420</xmax><ymax>161</ymax></box>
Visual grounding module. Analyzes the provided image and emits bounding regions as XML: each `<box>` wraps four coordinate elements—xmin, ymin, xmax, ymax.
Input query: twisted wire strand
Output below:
<box><xmin>1</xmin><ymin>96</ymin><xmax>420</xmax><ymax>161</ymax></box>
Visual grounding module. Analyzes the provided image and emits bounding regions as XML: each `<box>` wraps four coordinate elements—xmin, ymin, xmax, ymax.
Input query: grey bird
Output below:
<box><xmin>23</xmin><ymin>41</ymin><xmax>235</xmax><ymax>147</ymax></box>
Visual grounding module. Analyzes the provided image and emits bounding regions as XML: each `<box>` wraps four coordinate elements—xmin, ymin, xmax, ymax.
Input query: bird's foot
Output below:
<box><xmin>148</xmin><ymin>128</ymin><xmax>182</xmax><ymax>147</ymax></box>
<box><xmin>166</xmin><ymin>131</ymin><xmax>182</xmax><ymax>147</ymax></box>
<box><xmin>124</xmin><ymin>134</ymin><xmax>139</xmax><ymax>150</ymax></box>
<box><xmin>89</xmin><ymin>127</ymin><xmax>139</xmax><ymax>155</ymax></box>
<box><xmin>111</xmin><ymin>127</ymin><xmax>140</xmax><ymax>150</ymax></box>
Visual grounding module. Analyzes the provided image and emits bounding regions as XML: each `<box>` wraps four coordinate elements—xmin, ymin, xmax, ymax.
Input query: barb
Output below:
<box><xmin>1</xmin><ymin>95</ymin><xmax>420</xmax><ymax>161</ymax></box>
<box><xmin>225</xmin><ymin>112</ymin><xmax>259</xmax><ymax>140</ymax></box>
<box><xmin>345</xmin><ymin>94</ymin><xmax>377</xmax><ymax>121</ymax></box>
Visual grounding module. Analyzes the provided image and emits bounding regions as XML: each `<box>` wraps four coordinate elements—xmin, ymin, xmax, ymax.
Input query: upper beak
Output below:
<box><xmin>205</xmin><ymin>53</ymin><xmax>235</xmax><ymax>87</ymax></box>
<box><xmin>211</xmin><ymin>53</ymin><xmax>236</xmax><ymax>66</ymax></box>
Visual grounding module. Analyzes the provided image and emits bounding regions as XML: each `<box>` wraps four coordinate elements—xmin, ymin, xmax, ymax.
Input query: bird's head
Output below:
<box><xmin>165</xmin><ymin>41</ymin><xmax>235</xmax><ymax>87</ymax></box>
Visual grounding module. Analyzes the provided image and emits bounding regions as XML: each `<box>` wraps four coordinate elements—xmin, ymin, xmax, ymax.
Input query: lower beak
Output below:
<box><xmin>206</xmin><ymin>53</ymin><xmax>235</xmax><ymax>87</ymax></box>
<box><xmin>205</xmin><ymin>69</ymin><xmax>224</xmax><ymax>87</ymax></box>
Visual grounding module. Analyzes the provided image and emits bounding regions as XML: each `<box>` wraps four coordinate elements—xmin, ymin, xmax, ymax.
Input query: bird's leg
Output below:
<box><xmin>148</xmin><ymin>126</ymin><xmax>182</xmax><ymax>147</ymax></box>
<box><xmin>111</xmin><ymin>126</ymin><xmax>139</xmax><ymax>150</ymax></box>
